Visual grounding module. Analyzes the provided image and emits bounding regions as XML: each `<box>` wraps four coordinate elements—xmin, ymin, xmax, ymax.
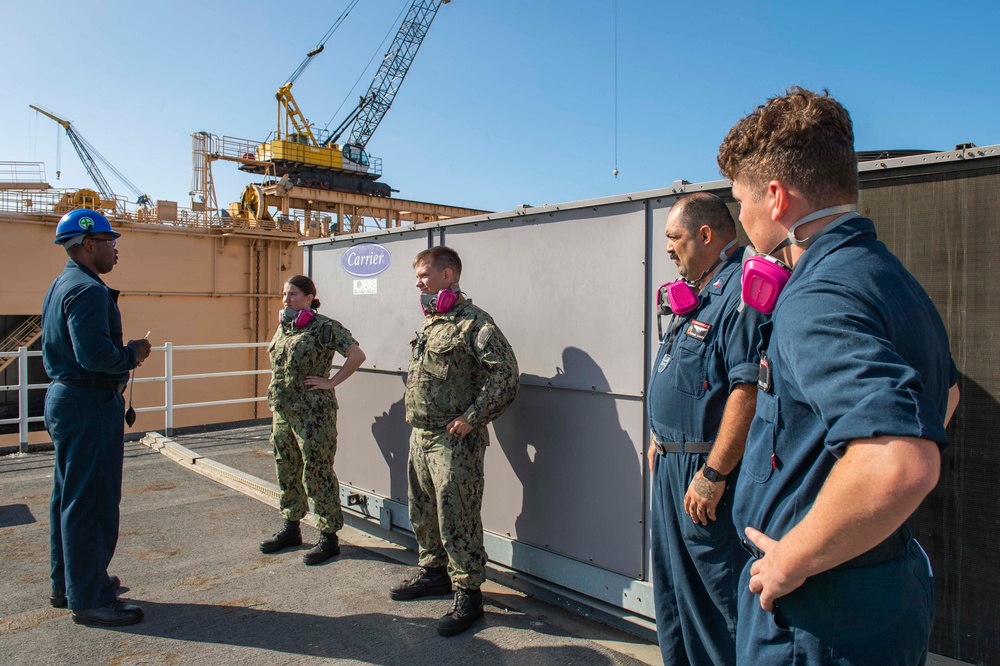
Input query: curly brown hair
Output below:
<box><xmin>717</xmin><ymin>87</ymin><xmax>858</xmax><ymax>206</ymax></box>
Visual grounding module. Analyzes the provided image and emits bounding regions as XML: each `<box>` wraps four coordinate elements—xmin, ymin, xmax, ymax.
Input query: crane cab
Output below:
<box><xmin>342</xmin><ymin>144</ymin><xmax>371</xmax><ymax>170</ymax></box>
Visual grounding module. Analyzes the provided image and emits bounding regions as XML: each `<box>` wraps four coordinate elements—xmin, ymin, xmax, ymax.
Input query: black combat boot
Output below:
<box><xmin>390</xmin><ymin>566</ymin><xmax>452</xmax><ymax>600</ymax></box>
<box><xmin>302</xmin><ymin>531</ymin><xmax>341</xmax><ymax>565</ymax></box>
<box><xmin>259</xmin><ymin>520</ymin><xmax>302</xmax><ymax>554</ymax></box>
<box><xmin>437</xmin><ymin>587</ymin><xmax>484</xmax><ymax>636</ymax></box>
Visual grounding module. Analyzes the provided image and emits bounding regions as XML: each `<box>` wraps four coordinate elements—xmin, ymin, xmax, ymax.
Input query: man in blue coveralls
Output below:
<box><xmin>717</xmin><ymin>87</ymin><xmax>961</xmax><ymax>665</ymax></box>
<box><xmin>43</xmin><ymin>209</ymin><xmax>151</xmax><ymax>626</ymax></box>
<box><xmin>646</xmin><ymin>192</ymin><xmax>766</xmax><ymax>666</ymax></box>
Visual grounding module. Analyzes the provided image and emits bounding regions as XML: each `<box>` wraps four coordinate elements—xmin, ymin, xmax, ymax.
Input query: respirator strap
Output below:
<box><xmin>788</xmin><ymin>205</ymin><xmax>859</xmax><ymax>247</ymax></box>
<box><xmin>692</xmin><ymin>238</ymin><xmax>739</xmax><ymax>288</ymax></box>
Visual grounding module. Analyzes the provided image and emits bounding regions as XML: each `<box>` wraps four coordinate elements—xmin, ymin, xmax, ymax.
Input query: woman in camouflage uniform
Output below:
<box><xmin>259</xmin><ymin>275</ymin><xmax>366</xmax><ymax>565</ymax></box>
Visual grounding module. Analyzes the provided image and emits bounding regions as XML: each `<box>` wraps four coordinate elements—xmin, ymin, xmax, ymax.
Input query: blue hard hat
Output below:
<box><xmin>54</xmin><ymin>209</ymin><xmax>120</xmax><ymax>245</ymax></box>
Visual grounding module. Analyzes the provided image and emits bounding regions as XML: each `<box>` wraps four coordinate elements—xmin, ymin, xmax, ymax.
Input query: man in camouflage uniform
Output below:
<box><xmin>391</xmin><ymin>246</ymin><xmax>519</xmax><ymax>637</ymax></box>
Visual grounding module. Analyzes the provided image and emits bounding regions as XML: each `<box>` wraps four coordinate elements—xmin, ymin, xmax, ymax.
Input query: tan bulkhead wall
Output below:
<box><xmin>1</xmin><ymin>213</ymin><xmax>303</xmax><ymax>446</ymax></box>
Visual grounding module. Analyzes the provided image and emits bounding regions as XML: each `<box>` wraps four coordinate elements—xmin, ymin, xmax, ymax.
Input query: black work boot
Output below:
<box><xmin>302</xmin><ymin>531</ymin><xmax>341</xmax><ymax>565</ymax></box>
<box><xmin>259</xmin><ymin>520</ymin><xmax>302</xmax><ymax>554</ymax></box>
<box><xmin>390</xmin><ymin>566</ymin><xmax>452</xmax><ymax>600</ymax></box>
<box><xmin>72</xmin><ymin>599</ymin><xmax>144</xmax><ymax>627</ymax></box>
<box><xmin>437</xmin><ymin>587</ymin><xmax>484</xmax><ymax>636</ymax></box>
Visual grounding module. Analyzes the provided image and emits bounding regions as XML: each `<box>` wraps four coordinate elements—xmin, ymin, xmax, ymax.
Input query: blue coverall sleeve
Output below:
<box><xmin>64</xmin><ymin>284</ymin><xmax>137</xmax><ymax>374</ymax></box>
<box><xmin>778</xmin><ymin>280</ymin><xmax>949</xmax><ymax>455</ymax></box>
<box><xmin>722</xmin><ymin>301</ymin><xmax>766</xmax><ymax>390</ymax></box>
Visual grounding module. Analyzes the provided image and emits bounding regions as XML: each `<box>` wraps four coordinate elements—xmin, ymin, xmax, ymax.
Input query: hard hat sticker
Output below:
<box><xmin>80</xmin><ymin>217</ymin><xmax>94</xmax><ymax>230</ymax></box>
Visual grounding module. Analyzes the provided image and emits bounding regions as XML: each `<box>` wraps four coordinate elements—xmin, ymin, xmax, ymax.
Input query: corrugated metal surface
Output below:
<box><xmin>859</xmin><ymin>159</ymin><xmax>1000</xmax><ymax>665</ymax></box>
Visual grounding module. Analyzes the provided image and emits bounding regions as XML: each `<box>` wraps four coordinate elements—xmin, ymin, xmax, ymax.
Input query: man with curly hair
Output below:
<box><xmin>718</xmin><ymin>87</ymin><xmax>960</xmax><ymax>664</ymax></box>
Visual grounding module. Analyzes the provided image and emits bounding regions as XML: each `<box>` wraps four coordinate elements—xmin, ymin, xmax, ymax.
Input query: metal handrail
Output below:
<box><xmin>1</xmin><ymin>342</ymin><xmax>271</xmax><ymax>453</ymax></box>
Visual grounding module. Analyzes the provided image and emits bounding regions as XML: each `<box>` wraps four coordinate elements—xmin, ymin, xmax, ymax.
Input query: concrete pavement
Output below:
<box><xmin>0</xmin><ymin>433</ymin><xmax>660</xmax><ymax>665</ymax></box>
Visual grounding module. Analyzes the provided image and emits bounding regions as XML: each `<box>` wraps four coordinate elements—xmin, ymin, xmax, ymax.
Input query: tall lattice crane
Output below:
<box><xmin>328</xmin><ymin>0</ymin><xmax>449</xmax><ymax>151</ymax></box>
<box><xmin>240</xmin><ymin>0</ymin><xmax>450</xmax><ymax>197</ymax></box>
<box><xmin>30</xmin><ymin>104</ymin><xmax>152</xmax><ymax>212</ymax></box>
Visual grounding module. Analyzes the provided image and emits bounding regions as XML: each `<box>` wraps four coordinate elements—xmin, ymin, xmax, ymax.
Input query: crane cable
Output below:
<box><xmin>286</xmin><ymin>0</ymin><xmax>362</xmax><ymax>85</ymax></box>
<box><xmin>613</xmin><ymin>0</ymin><xmax>619</xmax><ymax>179</ymax></box>
<box><xmin>30</xmin><ymin>107</ymin><xmax>62</xmax><ymax>179</ymax></box>
<box><xmin>323</xmin><ymin>0</ymin><xmax>412</xmax><ymax>134</ymax></box>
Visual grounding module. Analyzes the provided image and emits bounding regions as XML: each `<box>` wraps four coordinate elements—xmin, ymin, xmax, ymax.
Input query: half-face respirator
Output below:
<box><xmin>740</xmin><ymin>205</ymin><xmax>858</xmax><ymax>314</ymax></box>
<box><xmin>281</xmin><ymin>306</ymin><xmax>315</xmax><ymax>328</ymax></box>
<box><xmin>657</xmin><ymin>281</ymin><xmax>700</xmax><ymax>317</ymax></box>
<box><xmin>656</xmin><ymin>239</ymin><xmax>737</xmax><ymax>340</ymax></box>
<box><xmin>420</xmin><ymin>287</ymin><xmax>460</xmax><ymax>315</ymax></box>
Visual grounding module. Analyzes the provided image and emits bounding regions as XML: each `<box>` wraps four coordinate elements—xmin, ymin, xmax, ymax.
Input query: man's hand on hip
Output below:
<box><xmin>745</xmin><ymin>526</ymin><xmax>806</xmax><ymax>612</ymax></box>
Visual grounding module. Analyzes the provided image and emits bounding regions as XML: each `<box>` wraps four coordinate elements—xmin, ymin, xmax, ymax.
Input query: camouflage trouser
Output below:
<box><xmin>407</xmin><ymin>425</ymin><xmax>487</xmax><ymax>589</ymax></box>
<box><xmin>271</xmin><ymin>407</ymin><xmax>342</xmax><ymax>534</ymax></box>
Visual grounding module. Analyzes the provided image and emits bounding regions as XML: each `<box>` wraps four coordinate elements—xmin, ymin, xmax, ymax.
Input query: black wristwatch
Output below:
<box><xmin>701</xmin><ymin>464</ymin><xmax>728</xmax><ymax>482</ymax></box>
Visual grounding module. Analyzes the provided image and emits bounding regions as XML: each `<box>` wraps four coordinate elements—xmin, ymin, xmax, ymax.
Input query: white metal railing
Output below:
<box><xmin>1</xmin><ymin>342</ymin><xmax>269</xmax><ymax>453</ymax></box>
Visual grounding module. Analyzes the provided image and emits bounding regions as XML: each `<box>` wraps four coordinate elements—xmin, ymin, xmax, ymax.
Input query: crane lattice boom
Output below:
<box><xmin>334</xmin><ymin>0</ymin><xmax>449</xmax><ymax>149</ymax></box>
<box><xmin>30</xmin><ymin>104</ymin><xmax>151</xmax><ymax>209</ymax></box>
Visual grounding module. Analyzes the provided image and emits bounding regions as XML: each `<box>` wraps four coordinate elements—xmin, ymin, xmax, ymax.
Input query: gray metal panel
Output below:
<box><xmin>331</xmin><ymin>369</ymin><xmax>409</xmax><ymax>503</ymax></box>
<box><xmin>308</xmin><ymin>228</ymin><xmax>431</xmax><ymax>374</ymax></box>
<box><xmin>312</xmin><ymin>201</ymin><xmax>651</xmax><ymax>580</ymax></box>
<box><xmin>304</xmin><ymin>180</ymin><xmax>744</xmax><ymax>614</ymax></box>
<box><xmin>440</xmin><ymin>203</ymin><xmax>649</xmax><ymax>577</ymax></box>
<box><xmin>485</xmin><ymin>385</ymin><xmax>645</xmax><ymax>578</ymax></box>
<box><xmin>442</xmin><ymin>202</ymin><xmax>648</xmax><ymax>396</ymax></box>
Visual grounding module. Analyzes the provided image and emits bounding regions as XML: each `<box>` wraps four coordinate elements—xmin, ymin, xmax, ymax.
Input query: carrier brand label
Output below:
<box><xmin>341</xmin><ymin>243</ymin><xmax>391</xmax><ymax>277</ymax></box>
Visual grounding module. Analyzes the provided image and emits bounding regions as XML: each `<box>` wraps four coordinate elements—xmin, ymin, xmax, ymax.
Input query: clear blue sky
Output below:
<box><xmin>4</xmin><ymin>0</ymin><xmax>998</xmax><ymax>214</ymax></box>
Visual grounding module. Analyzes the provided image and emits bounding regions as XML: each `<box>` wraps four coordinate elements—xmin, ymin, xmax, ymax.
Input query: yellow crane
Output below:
<box><xmin>239</xmin><ymin>0</ymin><xmax>451</xmax><ymax>197</ymax></box>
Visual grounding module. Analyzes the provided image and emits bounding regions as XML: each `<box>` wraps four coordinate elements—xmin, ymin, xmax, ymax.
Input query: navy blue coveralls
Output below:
<box><xmin>734</xmin><ymin>218</ymin><xmax>955</xmax><ymax>666</ymax></box>
<box><xmin>42</xmin><ymin>260</ymin><xmax>137</xmax><ymax>611</ymax></box>
<box><xmin>647</xmin><ymin>249</ymin><xmax>766</xmax><ymax>666</ymax></box>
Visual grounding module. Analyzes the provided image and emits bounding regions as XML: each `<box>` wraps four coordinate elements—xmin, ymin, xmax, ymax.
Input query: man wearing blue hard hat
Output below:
<box><xmin>42</xmin><ymin>208</ymin><xmax>151</xmax><ymax>626</ymax></box>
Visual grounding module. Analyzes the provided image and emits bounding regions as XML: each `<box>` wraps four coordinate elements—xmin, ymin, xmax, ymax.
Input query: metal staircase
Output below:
<box><xmin>0</xmin><ymin>316</ymin><xmax>42</xmax><ymax>374</ymax></box>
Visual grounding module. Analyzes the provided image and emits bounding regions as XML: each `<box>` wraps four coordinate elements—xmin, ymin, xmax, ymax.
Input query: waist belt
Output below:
<box><xmin>836</xmin><ymin>525</ymin><xmax>911</xmax><ymax>570</ymax></box>
<box><xmin>654</xmin><ymin>438</ymin><xmax>713</xmax><ymax>454</ymax></box>
<box><xmin>55</xmin><ymin>378</ymin><xmax>128</xmax><ymax>393</ymax></box>
<box><xmin>741</xmin><ymin>525</ymin><xmax>911</xmax><ymax>570</ymax></box>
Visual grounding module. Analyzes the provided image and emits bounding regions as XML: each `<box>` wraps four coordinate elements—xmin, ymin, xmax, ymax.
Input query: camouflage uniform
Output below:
<box><xmin>268</xmin><ymin>312</ymin><xmax>357</xmax><ymax>534</ymax></box>
<box><xmin>405</xmin><ymin>300</ymin><xmax>519</xmax><ymax>589</ymax></box>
